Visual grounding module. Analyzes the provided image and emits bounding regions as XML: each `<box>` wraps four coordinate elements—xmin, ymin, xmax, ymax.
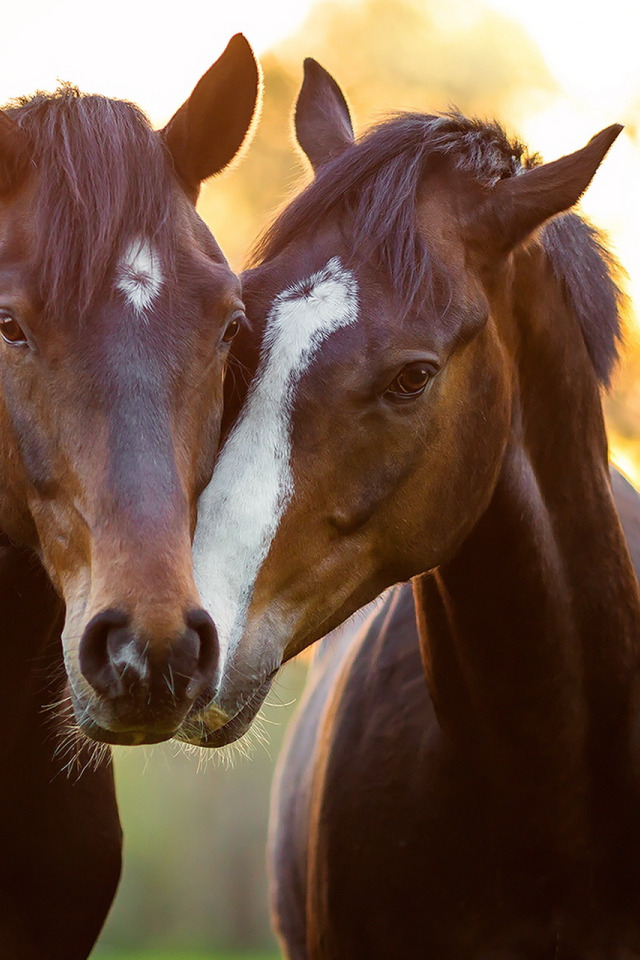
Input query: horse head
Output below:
<box><xmin>192</xmin><ymin>59</ymin><xmax>623</xmax><ymax>744</ymax></box>
<box><xmin>0</xmin><ymin>35</ymin><xmax>259</xmax><ymax>744</ymax></box>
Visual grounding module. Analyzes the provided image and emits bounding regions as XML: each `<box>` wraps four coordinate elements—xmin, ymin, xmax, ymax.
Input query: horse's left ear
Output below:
<box><xmin>295</xmin><ymin>59</ymin><xmax>355</xmax><ymax>172</ymax></box>
<box><xmin>162</xmin><ymin>34</ymin><xmax>259</xmax><ymax>198</ymax></box>
<box><xmin>475</xmin><ymin>124</ymin><xmax>623</xmax><ymax>255</ymax></box>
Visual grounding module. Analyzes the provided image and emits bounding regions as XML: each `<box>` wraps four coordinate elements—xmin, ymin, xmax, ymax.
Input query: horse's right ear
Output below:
<box><xmin>162</xmin><ymin>34</ymin><xmax>260</xmax><ymax>199</ymax></box>
<box><xmin>0</xmin><ymin>112</ymin><xmax>30</xmax><ymax>195</ymax></box>
<box><xmin>295</xmin><ymin>59</ymin><xmax>354</xmax><ymax>172</ymax></box>
<box><xmin>472</xmin><ymin>124</ymin><xmax>623</xmax><ymax>257</ymax></box>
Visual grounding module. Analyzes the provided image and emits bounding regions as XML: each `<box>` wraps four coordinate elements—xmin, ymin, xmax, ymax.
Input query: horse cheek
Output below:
<box><xmin>420</xmin><ymin>336</ymin><xmax>511</xmax><ymax>569</ymax></box>
<box><xmin>0</xmin><ymin>397</ymin><xmax>40</xmax><ymax>544</ymax></box>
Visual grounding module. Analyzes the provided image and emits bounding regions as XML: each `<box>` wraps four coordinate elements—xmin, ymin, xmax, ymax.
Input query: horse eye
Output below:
<box><xmin>385</xmin><ymin>361</ymin><xmax>436</xmax><ymax>400</ymax></box>
<box><xmin>0</xmin><ymin>314</ymin><xmax>27</xmax><ymax>346</ymax></box>
<box><xmin>222</xmin><ymin>311</ymin><xmax>244</xmax><ymax>344</ymax></box>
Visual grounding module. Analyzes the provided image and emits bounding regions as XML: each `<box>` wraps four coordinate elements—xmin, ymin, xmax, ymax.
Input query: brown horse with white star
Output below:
<box><xmin>0</xmin><ymin>36</ymin><xmax>258</xmax><ymax>959</ymax></box>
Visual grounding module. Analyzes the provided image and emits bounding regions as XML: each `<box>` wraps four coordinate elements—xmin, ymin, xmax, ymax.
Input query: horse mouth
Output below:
<box><xmin>78</xmin><ymin>718</ymin><xmax>177</xmax><ymax>746</ymax></box>
<box><xmin>66</xmin><ymin>687</ymin><xmax>185</xmax><ymax>746</ymax></box>
<box><xmin>175</xmin><ymin>675</ymin><xmax>275</xmax><ymax>747</ymax></box>
<box><xmin>65</xmin><ymin>672</ymin><xmax>275</xmax><ymax>748</ymax></box>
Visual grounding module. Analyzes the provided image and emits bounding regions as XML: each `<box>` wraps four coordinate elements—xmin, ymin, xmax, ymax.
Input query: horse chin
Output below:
<box><xmin>79</xmin><ymin>718</ymin><xmax>176</xmax><ymax>746</ymax></box>
<box><xmin>69</xmin><ymin>689</ymin><xmax>183</xmax><ymax>746</ymax></box>
<box><xmin>175</xmin><ymin>675</ymin><xmax>274</xmax><ymax>748</ymax></box>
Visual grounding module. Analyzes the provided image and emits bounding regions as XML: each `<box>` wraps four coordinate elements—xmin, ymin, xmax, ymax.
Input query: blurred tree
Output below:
<box><xmin>198</xmin><ymin>0</ymin><xmax>556</xmax><ymax>270</ymax></box>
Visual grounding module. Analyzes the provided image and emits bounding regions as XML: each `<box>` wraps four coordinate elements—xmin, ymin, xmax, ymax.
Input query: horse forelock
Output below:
<box><xmin>252</xmin><ymin>112</ymin><xmax>535</xmax><ymax>304</ymax></box>
<box><xmin>6</xmin><ymin>84</ymin><xmax>179</xmax><ymax>321</ymax></box>
<box><xmin>253</xmin><ymin>110</ymin><xmax>621</xmax><ymax>385</ymax></box>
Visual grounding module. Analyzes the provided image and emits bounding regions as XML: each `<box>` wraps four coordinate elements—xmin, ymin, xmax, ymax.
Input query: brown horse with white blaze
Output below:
<box><xmin>194</xmin><ymin>61</ymin><xmax>640</xmax><ymax>954</ymax></box>
<box><xmin>0</xmin><ymin>36</ymin><xmax>258</xmax><ymax>960</ymax></box>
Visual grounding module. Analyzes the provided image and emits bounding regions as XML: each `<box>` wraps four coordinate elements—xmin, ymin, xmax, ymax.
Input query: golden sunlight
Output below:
<box><xmin>0</xmin><ymin>0</ymin><xmax>316</xmax><ymax>121</ymax></box>
<box><xmin>1</xmin><ymin>0</ymin><xmax>638</xmax><ymax>480</ymax></box>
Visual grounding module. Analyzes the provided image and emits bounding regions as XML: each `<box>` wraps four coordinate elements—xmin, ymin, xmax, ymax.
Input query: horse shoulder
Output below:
<box><xmin>296</xmin><ymin>586</ymin><xmax>443</xmax><ymax>958</ymax></box>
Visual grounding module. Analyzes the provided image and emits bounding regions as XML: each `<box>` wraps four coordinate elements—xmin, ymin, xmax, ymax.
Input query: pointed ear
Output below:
<box><xmin>474</xmin><ymin>125</ymin><xmax>622</xmax><ymax>255</ymax></box>
<box><xmin>0</xmin><ymin>112</ymin><xmax>30</xmax><ymax>195</ymax></box>
<box><xmin>295</xmin><ymin>58</ymin><xmax>354</xmax><ymax>172</ymax></box>
<box><xmin>162</xmin><ymin>34</ymin><xmax>259</xmax><ymax>198</ymax></box>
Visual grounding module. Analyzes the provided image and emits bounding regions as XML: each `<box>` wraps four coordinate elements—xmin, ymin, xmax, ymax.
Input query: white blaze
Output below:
<box><xmin>116</xmin><ymin>238</ymin><xmax>163</xmax><ymax>312</ymax></box>
<box><xmin>193</xmin><ymin>258</ymin><xmax>359</xmax><ymax>671</ymax></box>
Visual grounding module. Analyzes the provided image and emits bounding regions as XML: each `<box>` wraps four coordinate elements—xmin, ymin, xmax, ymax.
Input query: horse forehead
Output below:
<box><xmin>0</xmin><ymin>178</ymin><xmax>39</xmax><ymax>258</ymax></box>
<box><xmin>259</xmin><ymin>258</ymin><xmax>360</xmax><ymax>375</ymax></box>
<box><xmin>115</xmin><ymin>238</ymin><xmax>164</xmax><ymax>315</ymax></box>
<box><xmin>114</xmin><ymin>234</ymin><xmax>240</xmax><ymax>318</ymax></box>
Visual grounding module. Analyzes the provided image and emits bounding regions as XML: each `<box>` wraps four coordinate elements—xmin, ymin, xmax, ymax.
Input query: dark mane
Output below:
<box><xmin>541</xmin><ymin>213</ymin><xmax>623</xmax><ymax>386</ymax></box>
<box><xmin>254</xmin><ymin>111</ymin><xmax>622</xmax><ymax>385</ymax></box>
<box><xmin>6</xmin><ymin>84</ymin><xmax>177</xmax><ymax>320</ymax></box>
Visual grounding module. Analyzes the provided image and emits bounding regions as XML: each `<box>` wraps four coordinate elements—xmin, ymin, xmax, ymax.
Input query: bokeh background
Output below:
<box><xmin>2</xmin><ymin>1</ymin><xmax>639</xmax><ymax>957</ymax></box>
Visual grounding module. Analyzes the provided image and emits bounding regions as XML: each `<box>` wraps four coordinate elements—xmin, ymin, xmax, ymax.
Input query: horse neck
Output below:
<box><xmin>414</xmin><ymin>243</ymin><xmax>640</xmax><ymax>821</ymax></box>
<box><xmin>0</xmin><ymin>533</ymin><xmax>64</xmax><ymax>743</ymax></box>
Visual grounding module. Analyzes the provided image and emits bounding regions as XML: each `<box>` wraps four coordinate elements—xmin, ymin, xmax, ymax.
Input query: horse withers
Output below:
<box><xmin>194</xmin><ymin>61</ymin><xmax>640</xmax><ymax>955</ymax></box>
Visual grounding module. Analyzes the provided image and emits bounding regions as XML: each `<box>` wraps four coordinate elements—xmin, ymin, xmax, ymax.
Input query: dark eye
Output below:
<box><xmin>0</xmin><ymin>313</ymin><xmax>27</xmax><ymax>346</ymax></box>
<box><xmin>385</xmin><ymin>361</ymin><xmax>437</xmax><ymax>400</ymax></box>
<box><xmin>222</xmin><ymin>310</ymin><xmax>244</xmax><ymax>344</ymax></box>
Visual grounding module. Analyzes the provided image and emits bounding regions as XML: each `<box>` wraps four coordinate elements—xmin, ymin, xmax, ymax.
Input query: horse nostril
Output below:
<box><xmin>79</xmin><ymin>607</ymin><xmax>218</xmax><ymax>708</ymax></box>
<box><xmin>185</xmin><ymin>608</ymin><xmax>219</xmax><ymax>698</ymax></box>
<box><xmin>79</xmin><ymin>608</ymin><xmax>131</xmax><ymax>697</ymax></box>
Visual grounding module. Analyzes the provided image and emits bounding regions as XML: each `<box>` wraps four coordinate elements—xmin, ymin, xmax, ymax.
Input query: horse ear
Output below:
<box><xmin>475</xmin><ymin>125</ymin><xmax>622</xmax><ymax>255</ymax></box>
<box><xmin>162</xmin><ymin>34</ymin><xmax>259</xmax><ymax>198</ymax></box>
<box><xmin>0</xmin><ymin>112</ymin><xmax>30</xmax><ymax>195</ymax></box>
<box><xmin>295</xmin><ymin>58</ymin><xmax>354</xmax><ymax>172</ymax></box>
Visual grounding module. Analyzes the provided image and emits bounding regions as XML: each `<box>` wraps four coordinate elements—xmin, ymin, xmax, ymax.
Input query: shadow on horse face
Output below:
<box><xmin>0</xmin><ymin>36</ymin><xmax>259</xmax><ymax>745</ymax></box>
<box><xmin>193</xmin><ymin>60</ymin><xmax>622</xmax><ymax>742</ymax></box>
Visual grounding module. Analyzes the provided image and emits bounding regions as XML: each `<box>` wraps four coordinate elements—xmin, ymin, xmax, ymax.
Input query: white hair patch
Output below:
<box><xmin>193</xmin><ymin>258</ymin><xmax>359</xmax><ymax>674</ymax></box>
<box><xmin>116</xmin><ymin>238</ymin><xmax>163</xmax><ymax>312</ymax></box>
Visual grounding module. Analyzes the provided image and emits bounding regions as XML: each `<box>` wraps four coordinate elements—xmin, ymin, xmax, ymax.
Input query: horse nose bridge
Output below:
<box><xmin>99</xmin><ymin>462</ymin><xmax>191</xmax><ymax>539</ymax></box>
<box><xmin>87</xmin><ymin>483</ymin><xmax>198</xmax><ymax>594</ymax></box>
<box><xmin>93</xmin><ymin>388</ymin><xmax>195</xmax><ymax>533</ymax></box>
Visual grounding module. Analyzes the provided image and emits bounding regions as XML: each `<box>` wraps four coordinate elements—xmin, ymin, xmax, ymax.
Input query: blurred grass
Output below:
<box><xmin>95</xmin><ymin>659</ymin><xmax>308</xmax><ymax>956</ymax></box>
<box><xmin>94</xmin><ymin>952</ymin><xmax>281</xmax><ymax>960</ymax></box>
